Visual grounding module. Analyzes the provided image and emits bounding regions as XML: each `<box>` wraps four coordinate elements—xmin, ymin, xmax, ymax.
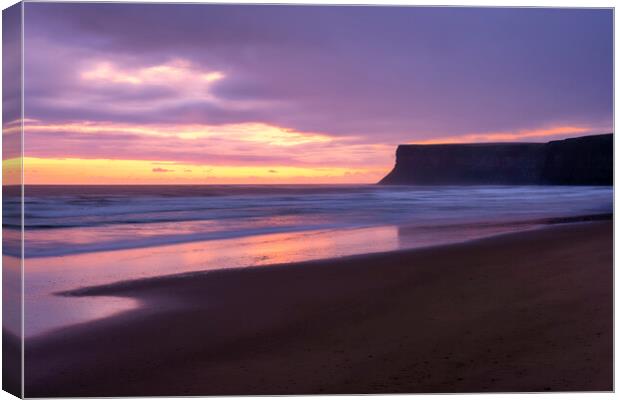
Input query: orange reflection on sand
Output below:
<box><xmin>234</xmin><ymin>226</ymin><xmax>401</xmax><ymax>267</ymax></box>
<box><xmin>24</xmin><ymin>226</ymin><xmax>400</xmax><ymax>336</ymax></box>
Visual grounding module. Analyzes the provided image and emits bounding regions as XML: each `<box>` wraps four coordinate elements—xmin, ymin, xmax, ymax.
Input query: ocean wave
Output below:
<box><xmin>4</xmin><ymin>184</ymin><xmax>612</xmax><ymax>258</ymax></box>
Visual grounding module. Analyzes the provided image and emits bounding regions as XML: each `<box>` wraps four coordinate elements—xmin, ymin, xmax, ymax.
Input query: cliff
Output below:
<box><xmin>379</xmin><ymin>134</ymin><xmax>613</xmax><ymax>185</ymax></box>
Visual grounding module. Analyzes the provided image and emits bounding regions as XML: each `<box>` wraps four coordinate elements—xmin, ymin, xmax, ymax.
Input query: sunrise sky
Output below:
<box><xmin>8</xmin><ymin>4</ymin><xmax>614</xmax><ymax>184</ymax></box>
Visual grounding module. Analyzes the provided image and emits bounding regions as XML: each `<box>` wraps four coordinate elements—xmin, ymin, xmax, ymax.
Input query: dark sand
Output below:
<box><xmin>3</xmin><ymin>330</ymin><xmax>21</xmax><ymax>397</ymax></box>
<box><xmin>25</xmin><ymin>221</ymin><xmax>613</xmax><ymax>396</ymax></box>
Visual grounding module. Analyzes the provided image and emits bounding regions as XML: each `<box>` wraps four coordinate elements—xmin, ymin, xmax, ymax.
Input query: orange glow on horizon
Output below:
<box><xmin>22</xmin><ymin>157</ymin><xmax>387</xmax><ymax>185</ymax></box>
<box><xmin>2</xmin><ymin>157</ymin><xmax>21</xmax><ymax>185</ymax></box>
<box><xmin>10</xmin><ymin>121</ymin><xmax>600</xmax><ymax>185</ymax></box>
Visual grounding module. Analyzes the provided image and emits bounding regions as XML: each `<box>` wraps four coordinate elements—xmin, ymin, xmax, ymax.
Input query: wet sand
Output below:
<box><xmin>25</xmin><ymin>221</ymin><xmax>612</xmax><ymax>396</ymax></box>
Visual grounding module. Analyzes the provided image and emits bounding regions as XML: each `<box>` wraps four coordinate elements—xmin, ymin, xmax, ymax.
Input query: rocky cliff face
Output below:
<box><xmin>379</xmin><ymin>134</ymin><xmax>613</xmax><ymax>185</ymax></box>
<box><xmin>542</xmin><ymin>134</ymin><xmax>613</xmax><ymax>185</ymax></box>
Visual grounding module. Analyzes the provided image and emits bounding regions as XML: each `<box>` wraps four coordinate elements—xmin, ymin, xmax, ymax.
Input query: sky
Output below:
<box><xmin>11</xmin><ymin>4</ymin><xmax>614</xmax><ymax>184</ymax></box>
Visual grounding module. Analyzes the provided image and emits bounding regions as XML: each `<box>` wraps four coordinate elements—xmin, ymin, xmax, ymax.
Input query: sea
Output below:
<box><xmin>2</xmin><ymin>184</ymin><xmax>613</xmax><ymax>337</ymax></box>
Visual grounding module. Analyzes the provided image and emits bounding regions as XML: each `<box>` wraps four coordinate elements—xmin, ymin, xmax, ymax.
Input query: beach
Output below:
<box><xmin>9</xmin><ymin>4</ymin><xmax>614</xmax><ymax>397</ymax></box>
<box><xmin>24</xmin><ymin>220</ymin><xmax>612</xmax><ymax>396</ymax></box>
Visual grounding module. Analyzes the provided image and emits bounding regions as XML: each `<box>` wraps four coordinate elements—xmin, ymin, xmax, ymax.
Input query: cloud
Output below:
<box><xmin>20</xmin><ymin>119</ymin><xmax>394</xmax><ymax>169</ymax></box>
<box><xmin>79</xmin><ymin>59</ymin><xmax>224</xmax><ymax>106</ymax></box>
<box><xmin>152</xmin><ymin>167</ymin><xmax>174</xmax><ymax>173</ymax></box>
<box><xmin>23</xmin><ymin>4</ymin><xmax>612</xmax><ymax>141</ymax></box>
<box><xmin>412</xmin><ymin>125</ymin><xmax>597</xmax><ymax>144</ymax></box>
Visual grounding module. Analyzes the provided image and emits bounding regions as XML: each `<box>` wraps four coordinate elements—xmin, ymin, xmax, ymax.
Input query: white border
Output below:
<box><xmin>0</xmin><ymin>1</ymin><xmax>615</xmax><ymax>400</ymax></box>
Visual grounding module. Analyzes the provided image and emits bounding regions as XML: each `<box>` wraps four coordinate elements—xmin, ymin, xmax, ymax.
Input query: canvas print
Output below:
<box><xmin>2</xmin><ymin>2</ymin><xmax>614</xmax><ymax>397</ymax></box>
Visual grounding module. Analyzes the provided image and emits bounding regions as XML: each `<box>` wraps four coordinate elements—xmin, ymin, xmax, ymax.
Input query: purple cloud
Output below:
<box><xmin>21</xmin><ymin>4</ymin><xmax>612</xmax><ymax>152</ymax></box>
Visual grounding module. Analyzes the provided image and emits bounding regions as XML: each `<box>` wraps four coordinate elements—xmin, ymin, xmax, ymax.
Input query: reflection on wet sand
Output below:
<box><xmin>25</xmin><ymin>226</ymin><xmax>400</xmax><ymax>337</ymax></box>
<box><xmin>23</xmin><ymin>216</ymin><xmax>595</xmax><ymax>337</ymax></box>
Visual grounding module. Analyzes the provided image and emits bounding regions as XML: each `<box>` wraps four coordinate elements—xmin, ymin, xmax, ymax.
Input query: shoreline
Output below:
<box><xmin>22</xmin><ymin>215</ymin><xmax>609</xmax><ymax>339</ymax></box>
<box><xmin>58</xmin><ymin>214</ymin><xmax>612</xmax><ymax>299</ymax></box>
<box><xmin>16</xmin><ymin>207</ymin><xmax>613</xmax><ymax>260</ymax></box>
<box><xmin>24</xmin><ymin>220</ymin><xmax>613</xmax><ymax>396</ymax></box>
